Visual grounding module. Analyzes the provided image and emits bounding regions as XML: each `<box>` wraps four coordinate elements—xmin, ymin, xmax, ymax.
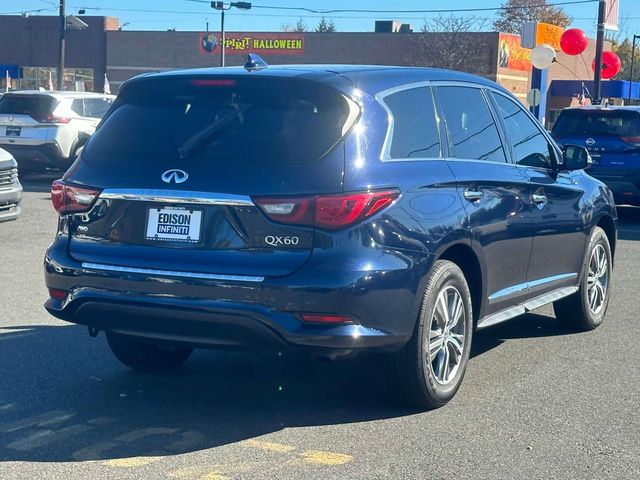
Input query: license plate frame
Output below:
<box><xmin>145</xmin><ymin>206</ymin><xmax>203</xmax><ymax>244</ymax></box>
<box><xmin>5</xmin><ymin>126</ymin><xmax>21</xmax><ymax>137</ymax></box>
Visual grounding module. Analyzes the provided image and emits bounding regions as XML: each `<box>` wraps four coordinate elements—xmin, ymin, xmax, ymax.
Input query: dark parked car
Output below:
<box><xmin>0</xmin><ymin>147</ymin><xmax>22</xmax><ymax>222</ymax></box>
<box><xmin>44</xmin><ymin>63</ymin><xmax>617</xmax><ymax>408</ymax></box>
<box><xmin>552</xmin><ymin>106</ymin><xmax>640</xmax><ymax>206</ymax></box>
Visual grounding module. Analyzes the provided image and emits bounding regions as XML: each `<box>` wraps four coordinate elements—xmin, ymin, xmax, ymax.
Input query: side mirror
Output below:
<box><xmin>562</xmin><ymin>145</ymin><xmax>591</xmax><ymax>171</ymax></box>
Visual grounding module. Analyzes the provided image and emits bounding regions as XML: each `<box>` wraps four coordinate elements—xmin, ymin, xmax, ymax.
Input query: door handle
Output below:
<box><xmin>463</xmin><ymin>189</ymin><xmax>484</xmax><ymax>202</ymax></box>
<box><xmin>532</xmin><ymin>193</ymin><xmax>548</xmax><ymax>205</ymax></box>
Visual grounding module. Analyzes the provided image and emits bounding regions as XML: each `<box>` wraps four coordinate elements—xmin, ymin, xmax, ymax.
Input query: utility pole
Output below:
<box><xmin>57</xmin><ymin>0</ymin><xmax>66</xmax><ymax>90</ymax></box>
<box><xmin>220</xmin><ymin>8</ymin><xmax>226</xmax><ymax>67</ymax></box>
<box><xmin>592</xmin><ymin>0</ymin><xmax>606</xmax><ymax>105</ymax></box>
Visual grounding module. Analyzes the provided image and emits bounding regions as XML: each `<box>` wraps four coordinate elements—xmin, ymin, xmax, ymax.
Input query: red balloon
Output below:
<box><xmin>591</xmin><ymin>51</ymin><xmax>622</xmax><ymax>79</ymax></box>
<box><xmin>560</xmin><ymin>28</ymin><xmax>588</xmax><ymax>56</ymax></box>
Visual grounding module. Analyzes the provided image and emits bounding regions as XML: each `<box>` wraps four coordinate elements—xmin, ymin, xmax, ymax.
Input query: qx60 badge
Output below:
<box><xmin>162</xmin><ymin>169</ymin><xmax>189</xmax><ymax>184</ymax></box>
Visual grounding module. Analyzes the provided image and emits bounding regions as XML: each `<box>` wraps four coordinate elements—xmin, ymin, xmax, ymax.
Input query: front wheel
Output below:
<box><xmin>106</xmin><ymin>332</ymin><xmax>193</xmax><ymax>372</ymax></box>
<box><xmin>388</xmin><ymin>260</ymin><xmax>473</xmax><ymax>409</ymax></box>
<box><xmin>553</xmin><ymin>226</ymin><xmax>612</xmax><ymax>331</ymax></box>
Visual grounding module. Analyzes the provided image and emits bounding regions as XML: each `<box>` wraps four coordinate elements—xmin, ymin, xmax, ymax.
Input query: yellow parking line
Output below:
<box><xmin>199</xmin><ymin>472</ymin><xmax>231</xmax><ymax>480</ymax></box>
<box><xmin>300</xmin><ymin>450</ymin><xmax>353</xmax><ymax>465</ymax></box>
<box><xmin>241</xmin><ymin>439</ymin><xmax>296</xmax><ymax>453</ymax></box>
<box><xmin>103</xmin><ymin>456</ymin><xmax>164</xmax><ymax>468</ymax></box>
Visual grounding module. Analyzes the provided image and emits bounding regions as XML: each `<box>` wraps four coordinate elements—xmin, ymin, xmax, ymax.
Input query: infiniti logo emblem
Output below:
<box><xmin>586</xmin><ymin>138</ymin><xmax>596</xmax><ymax>146</ymax></box>
<box><xmin>161</xmin><ymin>169</ymin><xmax>189</xmax><ymax>184</ymax></box>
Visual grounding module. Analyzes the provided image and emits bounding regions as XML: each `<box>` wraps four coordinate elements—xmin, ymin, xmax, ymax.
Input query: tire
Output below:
<box><xmin>106</xmin><ymin>332</ymin><xmax>193</xmax><ymax>372</ymax></box>
<box><xmin>553</xmin><ymin>226</ymin><xmax>612</xmax><ymax>331</ymax></box>
<box><xmin>388</xmin><ymin>260</ymin><xmax>474</xmax><ymax>409</ymax></box>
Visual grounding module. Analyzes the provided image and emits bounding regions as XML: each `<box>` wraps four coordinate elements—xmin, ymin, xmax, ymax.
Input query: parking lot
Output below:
<box><xmin>1</xmin><ymin>176</ymin><xmax>639</xmax><ymax>480</ymax></box>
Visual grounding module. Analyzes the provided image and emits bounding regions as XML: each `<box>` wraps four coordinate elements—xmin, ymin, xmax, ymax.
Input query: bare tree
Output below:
<box><xmin>407</xmin><ymin>15</ymin><xmax>493</xmax><ymax>73</ymax></box>
<box><xmin>493</xmin><ymin>0</ymin><xmax>571</xmax><ymax>34</ymax></box>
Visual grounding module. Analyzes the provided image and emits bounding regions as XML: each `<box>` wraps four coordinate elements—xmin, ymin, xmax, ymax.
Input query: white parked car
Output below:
<box><xmin>0</xmin><ymin>91</ymin><xmax>115</xmax><ymax>176</ymax></box>
<box><xmin>0</xmin><ymin>147</ymin><xmax>22</xmax><ymax>222</ymax></box>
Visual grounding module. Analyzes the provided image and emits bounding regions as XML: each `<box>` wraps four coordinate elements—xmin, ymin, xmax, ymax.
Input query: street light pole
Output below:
<box><xmin>592</xmin><ymin>0</ymin><xmax>606</xmax><ymax>105</ymax></box>
<box><xmin>57</xmin><ymin>0</ymin><xmax>66</xmax><ymax>90</ymax></box>
<box><xmin>630</xmin><ymin>35</ymin><xmax>640</xmax><ymax>103</ymax></box>
<box><xmin>220</xmin><ymin>8</ymin><xmax>225</xmax><ymax>67</ymax></box>
<box><xmin>211</xmin><ymin>2</ymin><xmax>252</xmax><ymax>68</ymax></box>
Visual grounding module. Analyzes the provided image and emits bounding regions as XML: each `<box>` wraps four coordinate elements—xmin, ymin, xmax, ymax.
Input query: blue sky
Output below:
<box><xmin>6</xmin><ymin>0</ymin><xmax>640</xmax><ymax>38</ymax></box>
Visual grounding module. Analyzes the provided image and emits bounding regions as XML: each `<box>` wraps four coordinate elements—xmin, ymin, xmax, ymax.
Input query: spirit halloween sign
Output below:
<box><xmin>200</xmin><ymin>32</ymin><xmax>304</xmax><ymax>56</ymax></box>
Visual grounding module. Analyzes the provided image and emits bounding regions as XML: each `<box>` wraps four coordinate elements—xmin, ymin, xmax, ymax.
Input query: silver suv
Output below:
<box><xmin>0</xmin><ymin>91</ymin><xmax>115</xmax><ymax>175</ymax></box>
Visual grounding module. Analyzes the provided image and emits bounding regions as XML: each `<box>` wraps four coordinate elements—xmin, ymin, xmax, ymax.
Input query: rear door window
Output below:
<box><xmin>83</xmin><ymin>98</ymin><xmax>113</xmax><ymax>118</ymax></box>
<box><xmin>0</xmin><ymin>95</ymin><xmax>57</xmax><ymax>118</ymax></box>
<box><xmin>383</xmin><ymin>86</ymin><xmax>441</xmax><ymax>159</ymax></box>
<box><xmin>84</xmin><ymin>77</ymin><xmax>355</xmax><ymax>167</ymax></box>
<box><xmin>552</xmin><ymin>109</ymin><xmax>640</xmax><ymax>137</ymax></box>
<box><xmin>437</xmin><ymin>86</ymin><xmax>506</xmax><ymax>163</ymax></box>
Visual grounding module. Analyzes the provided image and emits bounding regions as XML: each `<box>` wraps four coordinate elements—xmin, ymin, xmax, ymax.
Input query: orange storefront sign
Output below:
<box><xmin>498</xmin><ymin>33</ymin><xmax>532</xmax><ymax>71</ymax></box>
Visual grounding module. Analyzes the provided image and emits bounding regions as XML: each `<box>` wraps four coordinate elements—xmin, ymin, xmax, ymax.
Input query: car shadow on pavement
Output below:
<box><xmin>18</xmin><ymin>174</ymin><xmax>60</xmax><ymax>193</ymax></box>
<box><xmin>0</xmin><ymin>312</ymin><xmax>571</xmax><ymax>463</ymax></box>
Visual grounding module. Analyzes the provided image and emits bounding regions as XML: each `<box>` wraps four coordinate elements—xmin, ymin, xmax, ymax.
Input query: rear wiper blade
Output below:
<box><xmin>178</xmin><ymin>104</ymin><xmax>251</xmax><ymax>160</ymax></box>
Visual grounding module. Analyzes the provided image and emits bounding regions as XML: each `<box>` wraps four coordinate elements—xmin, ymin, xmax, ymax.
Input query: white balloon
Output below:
<box><xmin>531</xmin><ymin>44</ymin><xmax>556</xmax><ymax>70</ymax></box>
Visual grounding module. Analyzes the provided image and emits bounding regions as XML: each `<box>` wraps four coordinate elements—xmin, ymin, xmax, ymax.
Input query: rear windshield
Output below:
<box><xmin>0</xmin><ymin>95</ymin><xmax>57</xmax><ymax>117</ymax></box>
<box><xmin>552</xmin><ymin>109</ymin><xmax>640</xmax><ymax>137</ymax></box>
<box><xmin>83</xmin><ymin>76</ymin><xmax>355</xmax><ymax>166</ymax></box>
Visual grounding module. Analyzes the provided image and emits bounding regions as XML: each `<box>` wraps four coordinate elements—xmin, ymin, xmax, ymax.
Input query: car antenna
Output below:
<box><xmin>244</xmin><ymin>53</ymin><xmax>268</xmax><ymax>72</ymax></box>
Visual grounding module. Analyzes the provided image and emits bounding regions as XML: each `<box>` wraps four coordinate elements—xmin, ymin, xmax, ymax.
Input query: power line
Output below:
<box><xmin>182</xmin><ymin>0</ymin><xmax>598</xmax><ymax>14</ymax></box>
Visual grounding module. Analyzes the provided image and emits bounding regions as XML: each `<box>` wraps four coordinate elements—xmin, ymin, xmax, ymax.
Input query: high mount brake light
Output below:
<box><xmin>51</xmin><ymin>179</ymin><xmax>102</xmax><ymax>214</ymax></box>
<box><xmin>254</xmin><ymin>189</ymin><xmax>399</xmax><ymax>229</ymax></box>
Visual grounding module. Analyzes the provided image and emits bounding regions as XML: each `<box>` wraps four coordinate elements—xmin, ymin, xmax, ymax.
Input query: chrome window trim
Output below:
<box><xmin>375</xmin><ymin>81</ymin><xmax>443</xmax><ymax>162</ymax></box>
<box><xmin>81</xmin><ymin>262</ymin><xmax>265</xmax><ymax>283</ymax></box>
<box><xmin>99</xmin><ymin>189</ymin><xmax>254</xmax><ymax>207</ymax></box>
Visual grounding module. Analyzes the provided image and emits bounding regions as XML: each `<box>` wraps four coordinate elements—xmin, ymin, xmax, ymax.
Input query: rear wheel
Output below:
<box><xmin>106</xmin><ymin>332</ymin><xmax>193</xmax><ymax>372</ymax></box>
<box><xmin>388</xmin><ymin>260</ymin><xmax>473</xmax><ymax>409</ymax></box>
<box><xmin>553</xmin><ymin>226</ymin><xmax>612</xmax><ymax>331</ymax></box>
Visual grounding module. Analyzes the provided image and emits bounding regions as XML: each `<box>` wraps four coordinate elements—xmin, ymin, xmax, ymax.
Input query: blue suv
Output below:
<box><xmin>552</xmin><ymin>106</ymin><xmax>640</xmax><ymax>206</ymax></box>
<box><xmin>44</xmin><ymin>63</ymin><xmax>617</xmax><ymax>408</ymax></box>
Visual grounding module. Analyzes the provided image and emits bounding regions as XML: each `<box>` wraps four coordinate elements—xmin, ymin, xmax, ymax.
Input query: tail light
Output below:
<box><xmin>622</xmin><ymin>136</ymin><xmax>640</xmax><ymax>147</ymax></box>
<box><xmin>51</xmin><ymin>179</ymin><xmax>102</xmax><ymax>214</ymax></box>
<box><xmin>32</xmin><ymin>114</ymin><xmax>71</xmax><ymax>124</ymax></box>
<box><xmin>48</xmin><ymin>288</ymin><xmax>67</xmax><ymax>300</ymax></box>
<box><xmin>254</xmin><ymin>189</ymin><xmax>399</xmax><ymax>230</ymax></box>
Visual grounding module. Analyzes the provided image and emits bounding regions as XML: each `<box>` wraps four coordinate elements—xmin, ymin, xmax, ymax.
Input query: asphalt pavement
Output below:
<box><xmin>1</xmin><ymin>176</ymin><xmax>639</xmax><ymax>480</ymax></box>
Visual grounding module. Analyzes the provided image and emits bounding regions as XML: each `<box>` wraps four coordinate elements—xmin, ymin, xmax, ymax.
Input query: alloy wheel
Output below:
<box><xmin>427</xmin><ymin>286</ymin><xmax>466</xmax><ymax>385</ymax></box>
<box><xmin>587</xmin><ymin>244</ymin><xmax>609</xmax><ymax>314</ymax></box>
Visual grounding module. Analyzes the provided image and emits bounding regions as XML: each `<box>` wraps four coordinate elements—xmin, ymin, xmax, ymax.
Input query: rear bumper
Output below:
<box><xmin>0</xmin><ymin>183</ymin><xmax>22</xmax><ymax>221</ymax></box>
<box><xmin>0</xmin><ymin>143</ymin><xmax>70</xmax><ymax>172</ymax></box>
<box><xmin>589</xmin><ymin>168</ymin><xmax>640</xmax><ymax>206</ymax></box>
<box><xmin>44</xmin><ymin>236</ymin><xmax>431</xmax><ymax>352</ymax></box>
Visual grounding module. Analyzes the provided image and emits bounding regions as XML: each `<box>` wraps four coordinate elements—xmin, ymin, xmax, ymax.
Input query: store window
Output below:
<box><xmin>16</xmin><ymin>67</ymin><xmax>94</xmax><ymax>92</ymax></box>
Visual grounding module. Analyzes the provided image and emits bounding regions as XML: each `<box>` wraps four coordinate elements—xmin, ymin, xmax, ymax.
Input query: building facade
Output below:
<box><xmin>0</xmin><ymin>15</ymin><xmax>602</xmax><ymax>123</ymax></box>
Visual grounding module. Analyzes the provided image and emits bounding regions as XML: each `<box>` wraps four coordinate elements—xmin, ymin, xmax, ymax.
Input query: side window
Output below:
<box><xmin>70</xmin><ymin>99</ymin><xmax>84</xmax><ymax>116</ymax></box>
<box><xmin>437</xmin><ymin>86</ymin><xmax>506</xmax><ymax>163</ymax></box>
<box><xmin>493</xmin><ymin>93</ymin><xmax>553</xmax><ymax>169</ymax></box>
<box><xmin>384</xmin><ymin>86</ymin><xmax>441</xmax><ymax>159</ymax></box>
<box><xmin>83</xmin><ymin>98</ymin><xmax>113</xmax><ymax>119</ymax></box>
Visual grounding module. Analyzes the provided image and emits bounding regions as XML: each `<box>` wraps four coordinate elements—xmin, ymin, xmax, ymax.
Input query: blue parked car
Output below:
<box><xmin>44</xmin><ymin>61</ymin><xmax>617</xmax><ymax>408</ymax></box>
<box><xmin>552</xmin><ymin>106</ymin><xmax>640</xmax><ymax>206</ymax></box>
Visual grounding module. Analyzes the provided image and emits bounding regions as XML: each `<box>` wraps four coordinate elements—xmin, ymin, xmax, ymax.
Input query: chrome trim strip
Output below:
<box><xmin>488</xmin><ymin>273</ymin><xmax>577</xmax><ymax>302</ymax></box>
<box><xmin>81</xmin><ymin>262</ymin><xmax>265</xmax><ymax>283</ymax></box>
<box><xmin>99</xmin><ymin>189</ymin><xmax>254</xmax><ymax>207</ymax></box>
<box><xmin>528</xmin><ymin>272</ymin><xmax>577</xmax><ymax>289</ymax></box>
<box><xmin>478</xmin><ymin>285</ymin><xmax>578</xmax><ymax>329</ymax></box>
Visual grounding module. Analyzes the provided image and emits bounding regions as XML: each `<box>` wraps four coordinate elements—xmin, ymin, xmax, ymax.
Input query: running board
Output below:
<box><xmin>477</xmin><ymin>286</ymin><xmax>578</xmax><ymax>330</ymax></box>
